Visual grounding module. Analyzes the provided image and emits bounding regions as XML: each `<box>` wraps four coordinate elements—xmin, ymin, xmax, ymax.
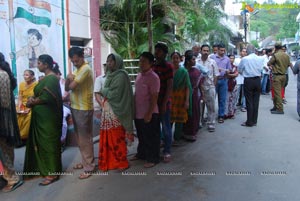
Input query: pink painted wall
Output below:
<box><xmin>90</xmin><ymin>0</ymin><xmax>101</xmax><ymax>77</ymax></box>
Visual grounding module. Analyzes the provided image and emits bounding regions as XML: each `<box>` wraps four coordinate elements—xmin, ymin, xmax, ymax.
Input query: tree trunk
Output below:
<box><xmin>147</xmin><ymin>0</ymin><xmax>153</xmax><ymax>53</ymax></box>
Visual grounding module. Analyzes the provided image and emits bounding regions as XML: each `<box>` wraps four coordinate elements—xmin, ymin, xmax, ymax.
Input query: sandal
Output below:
<box><xmin>118</xmin><ymin>166</ymin><xmax>130</xmax><ymax>172</ymax></box>
<box><xmin>39</xmin><ymin>176</ymin><xmax>59</xmax><ymax>186</ymax></box>
<box><xmin>163</xmin><ymin>154</ymin><xmax>171</xmax><ymax>163</ymax></box>
<box><xmin>144</xmin><ymin>162</ymin><xmax>156</xmax><ymax>168</ymax></box>
<box><xmin>2</xmin><ymin>180</ymin><xmax>24</xmax><ymax>192</ymax></box>
<box><xmin>73</xmin><ymin>163</ymin><xmax>83</xmax><ymax>170</ymax></box>
<box><xmin>78</xmin><ymin>172</ymin><xmax>92</xmax><ymax>179</ymax></box>
<box><xmin>218</xmin><ymin>118</ymin><xmax>224</xmax><ymax>123</ymax></box>
<box><xmin>129</xmin><ymin>156</ymin><xmax>140</xmax><ymax>161</ymax></box>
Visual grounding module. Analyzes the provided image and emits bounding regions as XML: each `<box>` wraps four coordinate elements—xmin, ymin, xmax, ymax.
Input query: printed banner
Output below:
<box><xmin>0</xmin><ymin>0</ymin><xmax>66</xmax><ymax>88</ymax></box>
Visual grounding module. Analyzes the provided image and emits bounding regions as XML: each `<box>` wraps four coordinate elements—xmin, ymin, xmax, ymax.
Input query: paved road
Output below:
<box><xmin>2</xmin><ymin>69</ymin><xmax>300</xmax><ymax>201</ymax></box>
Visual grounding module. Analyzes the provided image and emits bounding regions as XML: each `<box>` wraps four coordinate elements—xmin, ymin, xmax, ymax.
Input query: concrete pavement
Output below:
<box><xmin>2</xmin><ymin>69</ymin><xmax>300</xmax><ymax>201</ymax></box>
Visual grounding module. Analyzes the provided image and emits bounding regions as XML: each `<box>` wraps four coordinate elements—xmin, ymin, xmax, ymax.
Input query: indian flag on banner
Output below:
<box><xmin>14</xmin><ymin>0</ymin><xmax>52</xmax><ymax>27</ymax></box>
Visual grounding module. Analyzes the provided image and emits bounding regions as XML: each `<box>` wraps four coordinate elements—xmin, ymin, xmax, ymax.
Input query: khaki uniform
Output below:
<box><xmin>268</xmin><ymin>50</ymin><xmax>290</xmax><ymax>111</ymax></box>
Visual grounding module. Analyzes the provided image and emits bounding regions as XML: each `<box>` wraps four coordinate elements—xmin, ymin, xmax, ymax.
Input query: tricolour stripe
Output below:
<box><xmin>26</xmin><ymin>0</ymin><xmax>52</xmax><ymax>12</ymax></box>
<box><xmin>14</xmin><ymin>6</ymin><xmax>51</xmax><ymax>27</ymax></box>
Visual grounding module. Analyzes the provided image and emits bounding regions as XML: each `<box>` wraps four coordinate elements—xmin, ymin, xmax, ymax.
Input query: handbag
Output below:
<box><xmin>0</xmin><ymin>160</ymin><xmax>3</xmax><ymax>174</ymax></box>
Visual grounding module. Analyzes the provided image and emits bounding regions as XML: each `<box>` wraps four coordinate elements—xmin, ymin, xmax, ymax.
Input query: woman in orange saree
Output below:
<box><xmin>96</xmin><ymin>53</ymin><xmax>134</xmax><ymax>171</ymax></box>
<box><xmin>17</xmin><ymin>70</ymin><xmax>37</xmax><ymax>141</ymax></box>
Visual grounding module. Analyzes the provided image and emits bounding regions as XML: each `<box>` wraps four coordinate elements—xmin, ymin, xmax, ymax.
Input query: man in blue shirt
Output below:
<box><xmin>211</xmin><ymin>44</ymin><xmax>231</xmax><ymax>123</ymax></box>
<box><xmin>291</xmin><ymin>58</ymin><xmax>300</xmax><ymax>121</ymax></box>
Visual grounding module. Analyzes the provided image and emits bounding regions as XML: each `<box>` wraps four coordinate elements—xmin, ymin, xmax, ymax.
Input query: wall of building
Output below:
<box><xmin>68</xmin><ymin>0</ymin><xmax>101</xmax><ymax>77</ymax></box>
<box><xmin>69</xmin><ymin>0</ymin><xmax>90</xmax><ymax>38</ymax></box>
<box><xmin>90</xmin><ymin>0</ymin><xmax>101</xmax><ymax>76</ymax></box>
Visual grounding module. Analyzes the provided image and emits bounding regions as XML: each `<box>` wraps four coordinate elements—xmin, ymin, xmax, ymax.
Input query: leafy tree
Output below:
<box><xmin>276</xmin><ymin>14</ymin><xmax>298</xmax><ymax>40</ymax></box>
<box><xmin>100</xmin><ymin>0</ymin><xmax>233</xmax><ymax>58</ymax></box>
<box><xmin>250</xmin><ymin>40</ymin><xmax>259</xmax><ymax>48</ymax></box>
<box><xmin>249</xmin><ymin>4</ymin><xmax>298</xmax><ymax>41</ymax></box>
<box><xmin>100</xmin><ymin>1</ymin><xmax>179</xmax><ymax>58</ymax></box>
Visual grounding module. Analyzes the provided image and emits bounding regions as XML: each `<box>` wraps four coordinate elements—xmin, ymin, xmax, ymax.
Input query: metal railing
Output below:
<box><xmin>124</xmin><ymin>59</ymin><xmax>139</xmax><ymax>85</ymax></box>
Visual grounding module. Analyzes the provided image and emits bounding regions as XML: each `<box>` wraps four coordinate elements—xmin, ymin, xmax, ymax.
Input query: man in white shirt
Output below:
<box><xmin>238</xmin><ymin>45</ymin><xmax>264</xmax><ymax>127</ymax></box>
<box><xmin>234</xmin><ymin>48</ymin><xmax>247</xmax><ymax>112</ymax></box>
<box><xmin>94</xmin><ymin>64</ymin><xmax>107</xmax><ymax>126</ymax></box>
<box><xmin>261</xmin><ymin>49</ymin><xmax>272</xmax><ymax>95</ymax></box>
<box><xmin>198</xmin><ymin>44</ymin><xmax>220</xmax><ymax>132</ymax></box>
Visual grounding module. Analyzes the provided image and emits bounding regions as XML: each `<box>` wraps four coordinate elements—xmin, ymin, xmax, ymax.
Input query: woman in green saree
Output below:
<box><xmin>170</xmin><ymin>52</ymin><xmax>192</xmax><ymax>145</ymax></box>
<box><xmin>23</xmin><ymin>54</ymin><xmax>63</xmax><ymax>186</ymax></box>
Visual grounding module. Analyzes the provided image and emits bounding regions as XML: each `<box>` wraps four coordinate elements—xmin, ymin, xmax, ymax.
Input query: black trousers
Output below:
<box><xmin>134</xmin><ymin>114</ymin><xmax>160</xmax><ymax>163</ymax></box>
<box><xmin>244</xmin><ymin>77</ymin><xmax>261</xmax><ymax>126</ymax></box>
<box><xmin>266</xmin><ymin>77</ymin><xmax>271</xmax><ymax>93</ymax></box>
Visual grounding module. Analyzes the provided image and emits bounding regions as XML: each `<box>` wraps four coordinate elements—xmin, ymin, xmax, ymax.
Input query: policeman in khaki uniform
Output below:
<box><xmin>268</xmin><ymin>42</ymin><xmax>292</xmax><ymax>114</ymax></box>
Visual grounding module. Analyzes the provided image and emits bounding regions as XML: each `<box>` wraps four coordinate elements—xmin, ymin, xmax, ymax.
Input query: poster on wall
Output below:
<box><xmin>0</xmin><ymin>0</ymin><xmax>65</xmax><ymax>87</ymax></box>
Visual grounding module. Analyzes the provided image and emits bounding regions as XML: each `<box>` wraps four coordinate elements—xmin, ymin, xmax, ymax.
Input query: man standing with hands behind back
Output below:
<box><xmin>65</xmin><ymin>47</ymin><xmax>95</xmax><ymax>179</ymax></box>
<box><xmin>238</xmin><ymin>44</ymin><xmax>264</xmax><ymax>127</ymax></box>
<box><xmin>268</xmin><ymin>42</ymin><xmax>291</xmax><ymax>114</ymax></box>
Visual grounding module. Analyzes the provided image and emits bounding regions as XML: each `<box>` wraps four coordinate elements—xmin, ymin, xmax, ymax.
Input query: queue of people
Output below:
<box><xmin>0</xmin><ymin>41</ymin><xmax>298</xmax><ymax>192</ymax></box>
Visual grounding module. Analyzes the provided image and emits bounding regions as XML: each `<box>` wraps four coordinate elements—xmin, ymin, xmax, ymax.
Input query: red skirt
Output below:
<box><xmin>98</xmin><ymin>100</ymin><xmax>128</xmax><ymax>171</ymax></box>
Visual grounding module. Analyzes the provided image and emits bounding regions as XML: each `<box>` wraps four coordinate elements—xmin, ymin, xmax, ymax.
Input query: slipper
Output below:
<box><xmin>129</xmin><ymin>156</ymin><xmax>140</xmax><ymax>161</ymax></box>
<box><xmin>241</xmin><ymin>122</ymin><xmax>253</xmax><ymax>127</ymax></box>
<box><xmin>163</xmin><ymin>154</ymin><xmax>171</xmax><ymax>163</ymax></box>
<box><xmin>2</xmin><ymin>180</ymin><xmax>24</xmax><ymax>192</ymax></box>
<box><xmin>73</xmin><ymin>163</ymin><xmax>83</xmax><ymax>170</ymax></box>
<box><xmin>118</xmin><ymin>166</ymin><xmax>130</xmax><ymax>172</ymax></box>
<box><xmin>226</xmin><ymin>115</ymin><xmax>235</xmax><ymax>119</ymax></box>
<box><xmin>144</xmin><ymin>163</ymin><xmax>156</xmax><ymax>168</ymax></box>
<box><xmin>39</xmin><ymin>176</ymin><xmax>59</xmax><ymax>186</ymax></box>
<box><xmin>172</xmin><ymin>140</ymin><xmax>186</xmax><ymax>146</ymax></box>
<box><xmin>78</xmin><ymin>172</ymin><xmax>92</xmax><ymax>179</ymax></box>
<box><xmin>218</xmin><ymin>118</ymin><xmax>224</xmax><ymax>123</ymax></box>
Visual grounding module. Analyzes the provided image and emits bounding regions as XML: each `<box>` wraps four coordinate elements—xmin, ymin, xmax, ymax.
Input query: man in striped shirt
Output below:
<box><xmin>152</xmin><ymin>42</ymin><xmax>173</xmax><ymax>163</ymax></box>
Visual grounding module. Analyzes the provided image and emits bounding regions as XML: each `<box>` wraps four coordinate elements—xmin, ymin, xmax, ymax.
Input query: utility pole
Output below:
<box><xmin>297</xmin><ymin>12</ymin><xmax>300</xmax><ymax>47</ymax></box>
<box><xmin>256</xmin><ymin>27</ymin><xmax>258</xmax><ymax>41</ymax></box>
<box><xmin>241</xmin><ymin>10</ymin><xmax>248</xmax><ymax>44</ymax></box>
<box><xmin>242</xmin><ymin>9</ymin><xmax>259</xmax><ymax>44</ymax></box>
